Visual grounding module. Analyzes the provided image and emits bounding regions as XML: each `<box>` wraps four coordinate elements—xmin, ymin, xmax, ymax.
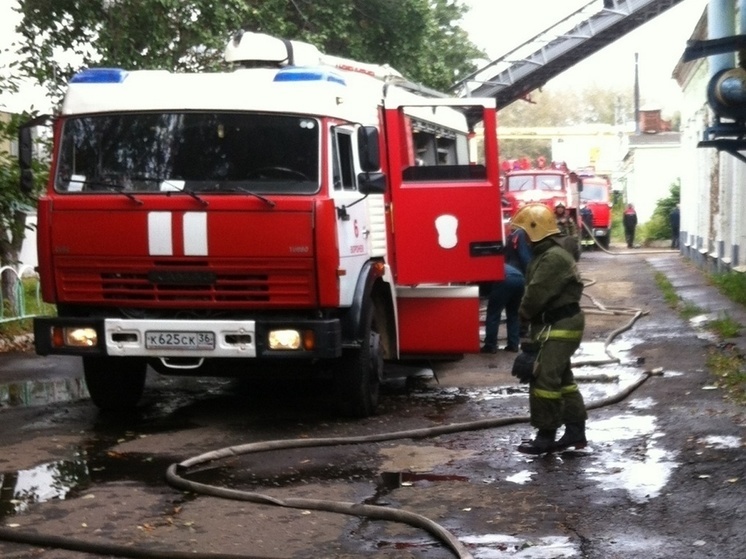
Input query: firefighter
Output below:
<box><xmin>553</xmin><ymin>202</ymin><xmax>580</xmax><ymax>261</ymax></box>
<box><xmin>511</xmin><ymin>203</ymin><xmax>588</xmax><ymax>454</ymax></box>
<box><xmin>554</xmin><ymin>202</ymin><xmax>577</xmax><ymax>237</ymax></box>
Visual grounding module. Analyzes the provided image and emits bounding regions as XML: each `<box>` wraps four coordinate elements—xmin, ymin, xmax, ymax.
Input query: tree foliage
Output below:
<box><xmin>643</xmin><ymin>179</ymin><xmax>680</xmax><ymax>241</ymax></box>
<box><xmin>1</xmin><ymin>0</ymin><xmax>483</xmax><ymax>303</ymax></box>
<box><xmin>498</xmin><ymin>85</ymin><xmax>635</xmax><ymax>127</ymax></box>
<box><xmin>13</xmin><ymin>0</ymin><xmax>484</xmax><ymax>103</ymax></box>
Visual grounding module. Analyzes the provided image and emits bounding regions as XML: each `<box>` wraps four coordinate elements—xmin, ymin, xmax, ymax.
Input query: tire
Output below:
<box><xmin>83</xmin><ymin>356</ymin><xmax>147</xmax><ymax>411</ymax></box>
<box><xmin>333</xmin><ymin>300</ymin><xmax>383</xmax><ymax>418</ymax></box>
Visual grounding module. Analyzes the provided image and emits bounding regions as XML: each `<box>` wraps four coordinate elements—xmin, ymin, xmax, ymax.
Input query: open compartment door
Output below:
<box><xmin>383</xmin><ymin>98</ymin><xmax>504</xmax><ymax>285</ymax></box>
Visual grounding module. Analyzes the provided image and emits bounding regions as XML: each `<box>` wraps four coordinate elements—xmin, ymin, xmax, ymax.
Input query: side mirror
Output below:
<box><xmin>357</xmin><ymin>126</ymin><xmax>380</xmax><ymax>172</ymax></box>
<box><xmin>18</xmin><ymin>114</ymin><xmax>50</xmax><ymax>196</ymax></box>
<box><xmin>358</xmin><ymin>171</ymin><xmax>386</xmax><ymax>195</ymax></box>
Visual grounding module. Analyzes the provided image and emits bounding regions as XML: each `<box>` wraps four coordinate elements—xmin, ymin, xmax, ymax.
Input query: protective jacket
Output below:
<box><xmin>519</xmin><ymin>236</ymin><xmax>583</xmax><ymax>326</ymax></box>
<box><xmin>518</xmin><ymin>235</ymin><xmax>587</xmax><ymax>431</ymax></box>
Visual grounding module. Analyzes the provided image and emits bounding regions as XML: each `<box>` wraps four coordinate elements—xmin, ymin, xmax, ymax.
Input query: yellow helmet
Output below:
<box><xmin>512</xmin><ymin>203</ymin><xmax>560</xmax><ymax>242</ymax></box>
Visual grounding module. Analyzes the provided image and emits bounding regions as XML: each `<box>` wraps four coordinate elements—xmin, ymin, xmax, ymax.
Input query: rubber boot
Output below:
<box><xmin>517</xmin><ymin>429</ymin><xmax>557</xmax><ymax>455</ymax></box>
<box><xmin>554</xmin><ymin>421</ymin><xmax>587</xmax><ymax>451</ymax></box>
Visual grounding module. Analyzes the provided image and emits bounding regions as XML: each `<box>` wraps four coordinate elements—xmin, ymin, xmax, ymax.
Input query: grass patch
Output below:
<box><xmin>680</xmin><ymin>301</ymin><xmax>705</xmax><ymax>319</ymax></box>
<box><xmin>707</xmin><ymin>348</ymin><xmax>746</xmax><ymax>405</ymax></box>
<box><xmin>654</xmin><ymin>272</ymin><xmax>679</xmax><ymax>308</ymax></box>
<box><xmin>0</xmin><ymin>277</ymin><xmax>56</xmax><ymax>340</ymax></box>
<box><xmin>708</xmin><ymin>313</ymin><xmax>742</xmax><ymax>339</ymax></box>
<box><xmin>711</xmin><ymin>271</ymin><xmax>746</xmax><ymax>305</ymax></box>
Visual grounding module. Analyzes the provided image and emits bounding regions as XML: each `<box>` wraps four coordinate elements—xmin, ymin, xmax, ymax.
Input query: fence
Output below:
<box><xmin>0</xmin><ymin>265</ymin><xmax>43</xmax><ymax>323</ymax></box>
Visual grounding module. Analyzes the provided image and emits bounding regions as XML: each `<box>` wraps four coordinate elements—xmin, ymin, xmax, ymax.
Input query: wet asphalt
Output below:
<box><xmin>0</xmin><ymin>246</ymin><xmax>745</xmax><ymax>558</ymax></box>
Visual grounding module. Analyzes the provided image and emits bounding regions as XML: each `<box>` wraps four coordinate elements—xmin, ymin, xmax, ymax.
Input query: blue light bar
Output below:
<box><xmin>273</xmin><ymin>67</ymin><xmax>346</xmax><ymax>86</ymax></box>
<box><xmin>70</xmin><ymin>68</ymin><xmax>129</xmax><ymax>84</ymax></box>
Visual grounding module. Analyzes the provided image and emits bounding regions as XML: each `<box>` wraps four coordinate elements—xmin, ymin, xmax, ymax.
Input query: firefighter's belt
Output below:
<box><xmin>538</xmin><ymin>327</ymin><xmax>583</xmax><ymax>342</ymax></box>
<box><xmin>541</xmin><ymin>303</ymin><xmax>580</xmax><ymax>324</ymax></box>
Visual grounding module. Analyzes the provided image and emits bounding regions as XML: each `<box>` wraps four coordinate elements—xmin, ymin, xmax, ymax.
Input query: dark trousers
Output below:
<box><xmin>484</xmin><ymin>273</ymin><xmax>525</xmax><ymax>350</ymax></box>
<box><xmin>624</xmin><ymin>227</ymin><xmax>635</xmax><ymax>248</ymax></box>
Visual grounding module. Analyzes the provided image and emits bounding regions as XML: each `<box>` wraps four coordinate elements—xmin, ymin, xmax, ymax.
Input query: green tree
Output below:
<box><xmin>14</xmin><ymin>0</ymin><xmax>484</xmax><ymax>103</ymax></box>
<box><xmin>0</xmin><ymin>113</ymin><xmax>47</xmax><ymax>312</ymax></box>
<box><xmin>3</xmin><ymin>0</ymin><xmax>483</xmax><ymax>310</ymax></box>
<box><xmin>643</xmin><ymin>179</ymin><xmax>680</xmax><ymax>242</ymax></box>
<box><xmin>498</xmin><ymin>85</ymin><xmax>634</xmax><ymax>127</ymax></box>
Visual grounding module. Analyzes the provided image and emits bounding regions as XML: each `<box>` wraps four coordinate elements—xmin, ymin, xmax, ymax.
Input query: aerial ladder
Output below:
<box><xmin>452</xmin><ymin>0</ymin><xmax>687</xmax><ymax>114</ymax></box>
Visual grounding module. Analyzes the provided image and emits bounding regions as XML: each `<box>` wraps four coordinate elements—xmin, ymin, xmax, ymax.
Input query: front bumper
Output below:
<box><xmin>34</xmin><ymin>316</ymin><xmax>342</xmax><ymax>359</ymax></box>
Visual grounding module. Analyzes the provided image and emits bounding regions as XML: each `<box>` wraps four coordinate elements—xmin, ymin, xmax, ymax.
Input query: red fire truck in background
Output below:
<box><xmin>19</xmin><ymin>32</ymin><xmax>504</xmax><ymax>417</ymax></box>
<box><xmin>500</xmin><ymin>157</ymin><xmax>582</xmax><ymax>228</ymax></box>
<box><xmin>578</xmin><ymin>172</ymin><xmax>613</xmax><ymax>249</ymax></box>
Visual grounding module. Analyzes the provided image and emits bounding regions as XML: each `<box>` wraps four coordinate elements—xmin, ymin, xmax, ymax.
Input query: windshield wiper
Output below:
<box><xmin>77</xmin><ymin>179</ymin><xmax>143</xmax><ymax>205</ymax></box>
<box><xmin>130</xmin><ymin>176</ymin><xmax>209</xmax><ymax>207</ymax></box>
<box><xmin>216</xmin><ymin>185</ymin><xmax>276</xmax><ymax>208</ymax></box>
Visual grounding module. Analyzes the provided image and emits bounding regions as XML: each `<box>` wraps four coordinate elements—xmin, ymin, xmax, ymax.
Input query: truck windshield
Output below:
<box><xmin>55</xmin><ymin>112</ymin><xmax>320</xmax><ymax>195</ymax></box>
<box><xmin>580</xmin><ymin>184</ymin><xmax>607</xmax><ymax>202</ymax></box>
<box><xmin>507</xmin><ymin>174</ymin><xmax>563</xmax><ymax>192</ymax></box>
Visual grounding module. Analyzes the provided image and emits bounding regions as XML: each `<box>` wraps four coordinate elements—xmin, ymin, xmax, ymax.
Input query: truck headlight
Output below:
<box><xmin>53</xmin><ymin>326</ymin><xmax>98</xmax><ymax>348</ymax></box>
<box><xmin>268</xmin><ymin>329</ymin><xmax>302</xmax><ymax>350</ymax></box>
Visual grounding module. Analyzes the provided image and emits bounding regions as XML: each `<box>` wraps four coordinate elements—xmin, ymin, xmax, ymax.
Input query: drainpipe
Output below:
<box><xmin>709</xmin><ymin>0</ymin><xmax>736</xmax><ymax>77</ymax></box>
<box><xmin>742</xmin><ymin>0</ymin><xmax>746</xmax><ymax>67</ymax></box>
<box><xmin>634</xmin><ymin>52</ymin><xmax>640</xmax><ymax>135</ymax></box>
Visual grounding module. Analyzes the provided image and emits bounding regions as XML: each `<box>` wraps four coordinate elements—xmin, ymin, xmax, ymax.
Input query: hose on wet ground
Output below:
<box><xmin>0</xmin><ymin>284</ymin><xmax>655</xmax><ymax>559</ymax></box>
<box><xmin>579</xmin><ymin>219</ymin><xmax>676</xmax><ymax>256</ymax></box>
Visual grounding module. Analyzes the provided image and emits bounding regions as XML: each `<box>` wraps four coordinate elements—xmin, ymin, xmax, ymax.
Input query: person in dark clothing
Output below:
<box><xmin>481</xmin><ymin>263</ymin><xmax>525</xmax><ymax>354</ymax></box>
<box><xmin>505</xmin><ymin>225</ymin><xmax>533</xmax><ymax>275</ymax></box>
<box><xmin>623</xmin><ymin>203</ymin><xmax>638</xmax><ymax>248</ymax></box>
<box><xmin>511</xmin><ymin>203</ymin><xmax>587</xmax><ymax>455</ymax></box>
<box><xmin>670</xmin><ymin>204</ymin><xmax>680</xmax><ymax>249</ymax></box>
<box><xmin>504</xmin><ymin>223</ymin><xmax>533</xmax><ymax>337</ymax></box>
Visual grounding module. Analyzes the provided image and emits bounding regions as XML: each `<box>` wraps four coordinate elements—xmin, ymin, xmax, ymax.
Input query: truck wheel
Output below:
<box><xmin>334</xmin><ymin>301</ymin><xmax>383</xmax><ymax>418</ymax></box>
<box><xmin>83</xmin><ymin>356</ymin><xmax>147</xmax><ymax>411</ymax></box>
<box><xmin>600</xmin><ymin>236</ymin><xmax>610</xmax><ymax>250</ymax></box>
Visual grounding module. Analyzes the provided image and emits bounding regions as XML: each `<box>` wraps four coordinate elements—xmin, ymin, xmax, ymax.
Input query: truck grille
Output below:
<box><xmin>56</xmin><ymin>258</ymin><xmax>317</xmax><ymax>308</ymax></box>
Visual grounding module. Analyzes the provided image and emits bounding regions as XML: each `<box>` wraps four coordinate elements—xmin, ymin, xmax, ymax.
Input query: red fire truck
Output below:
<box><xmin>578</xmin><ymin>173</ymin><xmax>613</xmax><ymax>249</ymax></box>
<box><xmin>19</xmin><ymin>32</ymin><xmax>504</xmax><ymax>417</ymax></box>
<box><xmin>500</xmin><ymin>157</ymin><xmax>582</xmax><ymax>227</ymax></box>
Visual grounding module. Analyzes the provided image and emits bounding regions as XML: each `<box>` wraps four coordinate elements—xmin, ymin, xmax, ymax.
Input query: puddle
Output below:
<box><xmin>379</xmin><ymin>471</ymin><xmax>469</xmax><ymax>489</ymax></box>
<box><xmin>583</xmin><ymin>414</ymin><xmax>679</xmax><ymax>503</ymax></box>
<box><xmin>698</xmin><ymin>435</ymin><xmax>743</xmax><ymax>449</ymax></box>
<box><xmin>505</xmin><ymin>470</ymin><xmax>534</xmax><ymax>485</ymax></box>
<box><xmin>0</xmin><ymin>377</ymin><xmax>89</xmax><ymax>409</ymax></box>
<box><xmin>0</xmin><ymin>442</ymin><xmax>178</xmax><ymax>520</ymax></box>
<box><xmin>0</xmin><ymin>459</ymin><xmax>89</xmax><ymax>516</ymax></box>
<box><xmin>460</xmin><ymin>534</ymin><xmax>577</xmax><ymax>558</ymax></box>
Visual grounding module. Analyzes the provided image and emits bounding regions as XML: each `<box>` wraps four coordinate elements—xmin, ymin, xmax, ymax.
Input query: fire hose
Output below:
<box><xmin>580</xmin><ymin>219</ymin><xmax>675</xmax><ymax>256</ymax></box>
<box><xmin>0</xmin><ymin>294</ymin><xmax>657</xmax><ymax>559</ymax></box>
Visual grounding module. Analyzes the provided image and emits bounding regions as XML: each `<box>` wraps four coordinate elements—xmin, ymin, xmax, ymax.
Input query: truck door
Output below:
<box><xmin>330</xmin><ymin>124</ymin><xmax>372</xmax><ymax>307</ymax></box>
<box><xmin>383</xmin><ymin>99</ymin><xmax>504</xmax><ymax>285</ymax></box>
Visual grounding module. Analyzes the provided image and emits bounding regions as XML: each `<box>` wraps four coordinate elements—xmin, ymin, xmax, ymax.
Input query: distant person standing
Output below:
<box><xmin>670</xmin><ymin>204</ymin><xmax>680</xmax><ymax>249</ymax></box>
<box><xmin>623</xmin><ymin>203</ymin><xmax>638</xmax><ymax>248</ymax></box>
<box><xmin>554</xmin><ymin>203</ymin><xmax>580</xmax><ymax>261</ymax></box>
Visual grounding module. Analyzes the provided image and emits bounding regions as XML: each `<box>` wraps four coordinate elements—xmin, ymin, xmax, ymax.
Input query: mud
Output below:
<box><xmin>0</xmin><ymin>247</ymin><xmax>744</xmax><ymax>558</ymax></box>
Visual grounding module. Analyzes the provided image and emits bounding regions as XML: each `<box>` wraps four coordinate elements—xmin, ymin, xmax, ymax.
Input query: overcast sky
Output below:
<box><xmin>459</xmin><ymin>0</ymin><xmax>709</xmax><ymax>112</ymax></box>
<box><xmin>1</xmin><ymin>0</ymin><xmax>709</xmax><ymax>113</ymax></box>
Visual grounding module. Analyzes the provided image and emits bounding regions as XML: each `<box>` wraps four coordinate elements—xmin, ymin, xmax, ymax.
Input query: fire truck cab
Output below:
<box><xmin>578</xmin><ymin>173</ymin><xmax>613</xmax><ymax>249</ymax></box>
<box><xmin>20</xmin><ymin>32</ymin><xmax>504</xmax><ymax>417</ymax></box>
<box><xmin>501</xmin><ymin>158</ymin><xmax>581</xmax><ymax>227</ymax></box>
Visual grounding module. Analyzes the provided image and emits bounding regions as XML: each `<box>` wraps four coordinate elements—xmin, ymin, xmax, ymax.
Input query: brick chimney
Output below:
<box><xmin>639</xmin><ymin>108</ymin><xmax>671</xmax><ymax>134</ymax></box>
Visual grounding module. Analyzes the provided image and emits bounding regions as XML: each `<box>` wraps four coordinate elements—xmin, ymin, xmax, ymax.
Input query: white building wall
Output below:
<box><xmin>625</xmin><ymin>145</ymin><xmax>682</xmax><ymax>223</ymax></box>
<box><xmin>18</xmin><ymin>214</ymin><xmax>37</xmax><ymax>272</ymax></box>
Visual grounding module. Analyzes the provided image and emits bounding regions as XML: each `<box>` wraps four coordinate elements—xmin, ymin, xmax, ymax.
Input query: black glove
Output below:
<box><xmin>511</xmin><ymin>350</ymin><xmax>537</xmax><ymax>384</ymax></box>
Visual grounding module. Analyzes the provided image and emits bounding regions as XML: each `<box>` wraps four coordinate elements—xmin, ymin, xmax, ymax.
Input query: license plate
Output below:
<box><xmin>145</xmin><ymin>331</ymin><xmax>215</xmax><ymax>350</ymax></box>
